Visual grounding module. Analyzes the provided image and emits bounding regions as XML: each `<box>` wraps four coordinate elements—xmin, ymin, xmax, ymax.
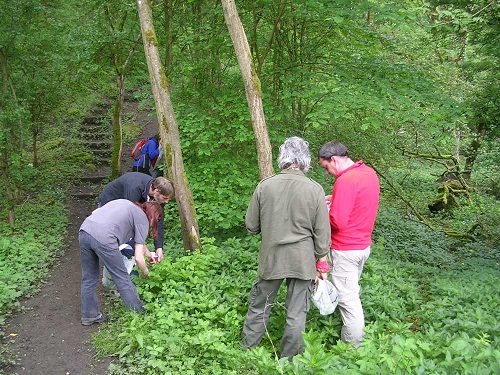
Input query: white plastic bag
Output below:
<box><xmin>102</xmin><ymin>244</ymin><xmax>136</xmax><ymax>290</ymax></box>
<box><xmin>312</xmin><ymin>279</ymin><xmax>338</xmax><ymax>315</ymax></box>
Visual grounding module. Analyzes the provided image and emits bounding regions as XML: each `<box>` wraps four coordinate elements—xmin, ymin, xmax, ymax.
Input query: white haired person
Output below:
<box><xmin>318</xmin><ymin>141</ymin><xmax>380</xmax><ymax>346</ymax></box>
<box><xmin>241</xmin><ymin>136</ymin><xmax>331</xmax><ymax>359</ymax></box>
<box><xmin>79</xmin><ymin>199</ymin><xmax>162</xmax><ymax>325</ymax></box>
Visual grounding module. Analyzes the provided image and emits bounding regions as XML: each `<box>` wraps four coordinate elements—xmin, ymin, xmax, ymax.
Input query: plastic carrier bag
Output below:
<box><xmin>312</xmin><ymin>279</ymin><xmax>338</xmax><ymax>315</ymax></box>
<box><xmin>102</xmin><ymin>244</ymin><xmax>136</xmax><ymax>290</ymax></box>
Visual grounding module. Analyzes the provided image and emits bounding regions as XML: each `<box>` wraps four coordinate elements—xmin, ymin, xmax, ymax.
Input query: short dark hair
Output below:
<box><xmin>318</xmin><ymin>141</ymin><xmax>349</xmax><ymax>160</ymax></box>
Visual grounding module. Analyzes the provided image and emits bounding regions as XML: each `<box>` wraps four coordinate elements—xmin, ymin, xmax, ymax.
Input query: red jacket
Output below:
<box><xmin>329</xmin><ymin>161</ymin><xmax>380</xmax><ymax>250</ymax></box>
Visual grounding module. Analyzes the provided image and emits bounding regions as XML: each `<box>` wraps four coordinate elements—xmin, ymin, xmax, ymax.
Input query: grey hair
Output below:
<box><xmin>277</xmin><ymin>136</ymin><xmax>311</xmax><ymax>172</ymax></box>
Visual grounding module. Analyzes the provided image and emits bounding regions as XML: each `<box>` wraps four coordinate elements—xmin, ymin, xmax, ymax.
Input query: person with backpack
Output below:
<box><xmin>132</xmin><ymin>134</ymin><xmax>162</xmax><ymax>175</ymax></box>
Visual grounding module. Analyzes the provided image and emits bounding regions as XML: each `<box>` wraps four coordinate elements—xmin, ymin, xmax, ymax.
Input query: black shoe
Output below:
<box><xmin>81</xmin><ymin>312</ymin><xmax>108</xmax><ymax>326</ymax></box>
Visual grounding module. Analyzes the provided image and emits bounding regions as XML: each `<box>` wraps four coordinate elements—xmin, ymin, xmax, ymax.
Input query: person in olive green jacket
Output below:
<box><xmin>241</xmin><ymin>136</ymin><xmax>331</xmax><ymax>359</ymax></box>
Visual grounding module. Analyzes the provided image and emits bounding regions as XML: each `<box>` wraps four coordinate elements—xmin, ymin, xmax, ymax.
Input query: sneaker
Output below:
<box><xmin>81</xmin><ymin>313</ymin><xmax>108</xmax><ymax>326</ymax></box>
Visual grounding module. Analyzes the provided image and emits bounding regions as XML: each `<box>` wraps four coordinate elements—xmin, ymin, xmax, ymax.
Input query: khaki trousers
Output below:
<box><xmin>331</xmin><ymin>246</ymin><xmax>371</xmax><ymax>346</ymax></box>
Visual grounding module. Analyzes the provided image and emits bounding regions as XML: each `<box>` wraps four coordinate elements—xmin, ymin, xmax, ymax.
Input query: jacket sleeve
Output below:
<box><xmin>245</xmin><ymin>188</ymin><xmax>261</xmax><ymax>234</ymax></box>
<box><xmin>245</xmin><ymin>186</ymin><xmax>260</xmax><ymax>234</ymax></box>
<box><xmin>313</xmin><ymin>193</ymin><xmax>331</xmax><ymax>259</ymax></box>
<box><xmin>123</xmin><ymin>183</ymin><xmax>144</xmax><ymax>202</ymax></box>
<box><xmin>148</xmin><ymin>140</ymin><xmax>161</xmax><ymax>160</ymax></box>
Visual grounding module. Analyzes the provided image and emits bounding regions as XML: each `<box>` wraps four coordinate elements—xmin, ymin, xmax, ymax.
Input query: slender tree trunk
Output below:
<box><xmin>221</xmin><ymin>0</ymin><xmax>274</xmax><ymax>179</ymax></box>
<box><xmin>137</xmin><ymin>0</ymin><xmax>201</xmax><ymax>252</ymax></box>
<box><xmin>163</xmin><ymin>0</ymin><xmax>173</xmax><ymax>72</ymax></box>
<box><xmin>111</xmin><ymin>73</ymin><xmax>124</xmax><ymax>179</ymax></box>
<box><xmin>0</xmin><ymin>49</ymin><xmax>17</xmax><ymax>226</ymax></box>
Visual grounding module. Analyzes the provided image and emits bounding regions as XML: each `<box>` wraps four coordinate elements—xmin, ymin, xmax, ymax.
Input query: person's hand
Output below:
<box><xmin>144</xmin><ymin>247</ymin><xmax>154</xmax><ymax>261</ymax></box>
<box><xmin>317</xmin><ymin>271</ymin><xmax>329</xmax><ymax>281</ymax></box>
<box><xmin>324</xmin><ymin>195</ymin><xmax>332</xmax><ymax>211</ymax></box>
<box><xmin>156</xmin><ymin>248</ymin><xmax>164</xmax><ymax>262</ymax></box>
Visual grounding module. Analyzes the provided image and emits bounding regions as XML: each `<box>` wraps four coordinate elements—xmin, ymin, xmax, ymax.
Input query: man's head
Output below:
<box><xmin>149</xmin><ymin>177</ymin><xmax>174</xmax><ymax>204</ymax></box>
<box><xmin>318</xmin><ymin>141</ymin><xmax>350</xmax><ymax>176</ymax></box>
<box><xmin>277</xmin><ymin>136</ymin><xmax>312</xmax><ymax>172</ymax></box>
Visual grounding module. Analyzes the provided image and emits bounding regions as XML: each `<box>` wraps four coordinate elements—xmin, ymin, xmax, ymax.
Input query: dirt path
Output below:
<box><xmin>4</xmin><ymin>196</ymin><xmax>112</xmax><ymax>374</ymax></box>
<box><xmin>3</xmin><ymin>99</ymin><xmax>154</xmax><ymax>375</ymax></box>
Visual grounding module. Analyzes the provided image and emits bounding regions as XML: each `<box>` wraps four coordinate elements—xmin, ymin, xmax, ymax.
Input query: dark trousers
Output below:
<box><xmin>241</xmin><ymin>278</ymin><xmax>313</xmax><ymax>358</ymax></box>
<box><xmin>79</xmin><ymin>231</ymin><xmax>143</xmax><ymax>318</ymax></box>
<box><xmin>132</xmin><ymin>165</ymin><xmax>150</xmax><ymax>175</ymax></box>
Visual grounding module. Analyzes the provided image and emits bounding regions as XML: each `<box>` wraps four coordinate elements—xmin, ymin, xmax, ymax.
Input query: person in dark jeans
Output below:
<box><xmin>79</xmin><ymin>200</ymin><xmax>162</xmax><ymax>325</ymax></box>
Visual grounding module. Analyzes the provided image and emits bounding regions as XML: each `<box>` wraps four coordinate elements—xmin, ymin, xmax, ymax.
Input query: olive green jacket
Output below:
<box><xmin>245</xmin><ymin>169</ymin><xmax>331</xmax><ymax>280</ymax></box>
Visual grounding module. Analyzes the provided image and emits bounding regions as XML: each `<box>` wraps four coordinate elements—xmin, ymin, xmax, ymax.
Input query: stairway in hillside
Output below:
<box><xmin>70</xmin><ymin>103</ymin><xmax>113</xmax><ymax>202</ymax></box>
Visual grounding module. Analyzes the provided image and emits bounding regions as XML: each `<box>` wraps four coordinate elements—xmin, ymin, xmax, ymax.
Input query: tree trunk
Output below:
<box><xmin>0</xmin><ymin>49</ymin><xmax>17</xmax><ymax>227</ymax></box>
<box><xmin>137</xmin><ymin>0</ymin><xmax>201</xmax><ymax>252</ymax></box>
<box><xmin>111</xmin><ymin>73</ymin><xmax>124</xmax><ymax>179</ymax></box>
<box><xmin>221</xmin><ymin>0</ymin><xmax>274</xmax><ymax>179</ymax></box>
<box><xmin>163</xmin><ymin>0</ymin><xmax>173</xmax><ymax>72</ymax></box>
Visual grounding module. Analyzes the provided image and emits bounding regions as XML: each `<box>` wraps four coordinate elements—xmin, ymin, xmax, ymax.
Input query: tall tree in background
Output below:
<box><xmin>163</xmin><ymin>0</ymin><xmax>174</xmax><ymax>72</ymax></box>
<box><xmin>221</xmin><ymin>0</ymin><xmax>273</xmax><ymax>179</ymax></box>
<box><xmin>102</xmin><ymin>2</ymin><xmax>142</xmax><ymax>178</ymax></box>
<box><xmin>0</xmin><ymin>0</ymin><xmax>58</xmax><ymax>226</ymax></box>
<box><xmin>136</xmin><ymin>0</ymin><xmax>201</xmax><ymax>251</ymax></box>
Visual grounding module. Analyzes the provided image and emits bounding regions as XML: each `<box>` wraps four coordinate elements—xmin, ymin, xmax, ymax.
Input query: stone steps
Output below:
<box><xmin>73</xmin><ymin>103</ymin><xmax>113</xmax><ymax>199</ymax></box>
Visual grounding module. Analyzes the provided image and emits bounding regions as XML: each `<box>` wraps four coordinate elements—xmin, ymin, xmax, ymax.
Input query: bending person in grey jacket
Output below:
<box><xmin>241</xmin><ymin>136</ymin><xmax>331</xmax><ymax>359</ymax></box>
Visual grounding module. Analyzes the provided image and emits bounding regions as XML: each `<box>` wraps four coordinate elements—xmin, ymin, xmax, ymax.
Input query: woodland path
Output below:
<box><xmin>4</xmin><ymin>101</ymin><xmax>152</xmax><ymax>375</ymax></box>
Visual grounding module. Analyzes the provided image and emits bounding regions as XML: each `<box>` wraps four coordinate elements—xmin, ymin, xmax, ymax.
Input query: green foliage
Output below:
<box><xmin>374</xmin><ymin>207</ymin><xmax>456</xmax><ymax>267</ymax></box>
<box><xmin>0</xmin><ymin>191</ymin><xmax>67</xmax><ymax>315</ymax></box>
<box><xmin>95</xmin><ymin>237</ymin><xmax>260</xmax><ymax>374</ymax></box>
<box><xmin>94</xmin><ymin>233</ymin><xmax>500</xmax><ymax>374</ymax></box>
<box><xmin>174</xmin><ymin>97</ymin><xmax>261</xmax><ymax>236</ymax></box>
<box><xmin>472</xmin><ymin>140</ymin><xmax>500</xmax><ymax>197</ymax></box>
<box><xmin>0</xmin><ymin>0</ymin><xmax>498</xmax><ymax>374</ymax></box>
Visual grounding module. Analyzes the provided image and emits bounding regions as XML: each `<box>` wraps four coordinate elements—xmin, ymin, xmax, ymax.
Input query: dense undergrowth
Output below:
<box><xmin>91</xmin><ymin>216</ymin><xmax>499</xmax><ymax>375</ymax></box>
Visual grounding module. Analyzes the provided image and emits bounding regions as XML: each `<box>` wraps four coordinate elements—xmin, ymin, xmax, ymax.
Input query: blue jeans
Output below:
<box><xmin>79</xmin><ymin>230</ymin><xmax>143</xmax><ymax>318</ymax></box>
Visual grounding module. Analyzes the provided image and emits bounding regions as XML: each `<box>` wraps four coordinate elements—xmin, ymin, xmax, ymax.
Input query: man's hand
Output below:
<box><xmin>156</xmin><ymin>248</ymin><xmax>164</xmax><ymax>262</ymax></box>
<box><xmin>317</xmin><ymin>271</ymin><xmax>329</xmax><ymax>281</ymax></box>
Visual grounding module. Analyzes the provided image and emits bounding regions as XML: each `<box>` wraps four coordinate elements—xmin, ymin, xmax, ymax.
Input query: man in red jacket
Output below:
<box><xmin>319</xmin><ymin>141</ymin><xmax>380</xmax><ymax>347</ymax></box>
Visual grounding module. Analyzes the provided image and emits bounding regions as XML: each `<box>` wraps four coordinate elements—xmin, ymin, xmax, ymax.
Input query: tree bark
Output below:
<box><xmin>137</xmin><ymin>0</ymin><xmax>201</xmax><ymax>252</ymax></box>
<box><xmin>221</xmin><ymin>0</ymin><xmax>274</xmax><ymax>179</ymax></box>
<box><xmin>111</xmin><ymin>73</ymin><xmax>124</xmax><ymax>179</ymax></box>
<box><xmin>0</xmin><ymin>49</ymin><xmax>17</xmax><ymax>226</ymax></box>
<box><xmin>163</xmin><ymin>0</ymin><xmax>173</xmax><ymax>72</ymax></box>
